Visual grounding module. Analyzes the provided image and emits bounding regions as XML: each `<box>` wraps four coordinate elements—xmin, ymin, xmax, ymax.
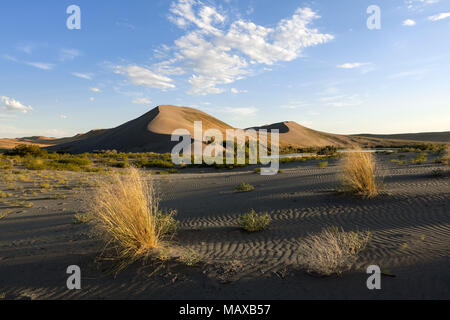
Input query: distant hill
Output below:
<box><xmin>0</xmin><ymin>130</ymin><xmax>107</xmax><ymax>151</ymax></box>
<box><xmin>353</xmin><ymin>132</ymin><xmax>450</xmax><ymax>143</ymax></box>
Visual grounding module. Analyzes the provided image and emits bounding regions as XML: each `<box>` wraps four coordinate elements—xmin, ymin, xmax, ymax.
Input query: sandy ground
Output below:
<box><xmin>0</xmin><ymin>154</ymin><xmax>449</xmax><ymax>299</ymax></box>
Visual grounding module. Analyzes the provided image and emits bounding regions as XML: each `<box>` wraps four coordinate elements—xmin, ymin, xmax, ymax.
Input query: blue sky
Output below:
<box><xmin>1</xmin><ymin>0</ymin><xmax>449</xmax><ymax>138</ymax></box>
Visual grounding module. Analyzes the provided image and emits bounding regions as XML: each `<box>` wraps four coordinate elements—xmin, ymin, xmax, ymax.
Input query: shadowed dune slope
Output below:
<box><xmin>249</xmin><ymin>121</ymin><xmax>356</xmax><ymax>148</ymax></box>
<box><xmin>47</xmin><ymin>105</ymin><xmax>234</xmax><ymax>154</ymax></box>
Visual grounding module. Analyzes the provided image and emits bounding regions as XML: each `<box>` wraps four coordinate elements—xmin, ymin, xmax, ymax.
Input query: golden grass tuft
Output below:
<box><xmin>90</xmin><ymin>167</ymin><xmax>177</xmax><ymax>271</ymax></box>
<box><xmin>299</xmin><ymin>227</ymin><xmax>371</xmax><ymax>276</ymax></box>
<box><xmin>341</xmin><ymin>152</ymin><xmax>380</xmax><ymax>198</ymax></box>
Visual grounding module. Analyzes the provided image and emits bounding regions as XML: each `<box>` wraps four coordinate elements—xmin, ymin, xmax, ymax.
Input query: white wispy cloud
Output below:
<box><xmin>90</xmin><ymin>87</ymin><xmax>101</xmax><ymax>93</ymax></box>
<box><xmin>60</xmin><ymin>48</ymin><xmax>81</xmax><ymax>62</ymax></box>
<box><xmin>388</xmin><ymin>69</ymin><xmax>427</xmax><ymax>79</ymax></box>
<box><xmin>337</xmin><ymin>62</ymin><xmax>374</xmax><ymax>74</ymax></box>
<box><xmin>114</xmin><ymin>65</ymin><xmax>176</xmax><ymax>89</ymax></box>
<box><xmin>406</xmin><ymin>0</ymin><xmax>440</xmax><ymax>10</ymax></box>
<box><xmin>1</xmin><ymin>96</ymin><xmax>33</xmax><ymax>113</ymax></box>
<box><xmin>115</xmin><ymin>0</ymin><xmax>332</xmax><ymax>96</ymax></box>
<box><xmin>231</xmin><ymin>88</ymin><xmax>248</xmax><ymax>94</ymax></box>
<box><xmin>428</xmin><ymin>12</ymin><xmax>450</xmax><ymax>21</ymax></box>
<box><xmin>319</xmin><ymin>92</ymin><xmax>363</xmax><ymax>108</ymax></box>
<box><xmin>16</xmin><ymin>43</ymin><xmax>34</xmax><ymax>54</ymax></box>
<box><xmin>403</xmin><ymin>19</ymin><xmax>416</xmax><ymax>26</ymax></box>
<box><xmin>174</xmin><ymin>2</ymin><xmax>333</xmax><ymax>95</ymax></box>
<box><xmin>60</xmin><ymin>114</ymin><xmax>68</xmax><ymax>119</ymax></box>
<box><xmin>72</xmin><ymin>72</ymin><xmax>93</xmax><ymax>80</ymax></box>
<box><xmin>224</xmin><ymin>107</ymin><xmax>258</xmax><ymax>115</ymax></box>
<box><xmin>337</xmin><ymin>62</ymin><xmax>370</xmax><ymax>69</ymax></box>
<box><xmin>25</xmin><ymin>62</ymin><xmax>54</xmax><ymax>70</ymax></box>
<box><xmin>132</xmin><ymin>97</ymin><xmax>152</xmax><ymax>105</ymax></box>
<box><xmin>2</xmin><ymin>54</ymin><xmax>18</xmax><ymax>62</ymax></box>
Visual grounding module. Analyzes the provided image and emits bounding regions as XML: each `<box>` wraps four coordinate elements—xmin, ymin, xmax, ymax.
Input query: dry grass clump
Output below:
<box><xmin>299</xmin><ymin>227</ymin><xmax>371</xmax><ymax>276</ymax></box>
<box><xmin>341</xmin><ymin>152</ymin><xmax>380</xmax><ymax>198</ymax></box>
<box><xmin>238</xmin><ymin>209</ymin><xmax>271</xmax><ymax>232</ymax></box>
<box><xmin>90</xmin><ymin>167</ymin><xmax>178</xmax><ymax>271</ymax></box>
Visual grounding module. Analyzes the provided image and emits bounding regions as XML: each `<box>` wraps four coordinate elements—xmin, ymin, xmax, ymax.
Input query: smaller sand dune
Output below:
<box><xmin>249</xmin><ymin>121</ymin><xmax>357</xmax><ymax>148</ymax></box>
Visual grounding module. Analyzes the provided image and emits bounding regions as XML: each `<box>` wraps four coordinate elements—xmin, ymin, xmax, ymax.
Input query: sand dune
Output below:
<box><xmin>46</xmin><ymin>105</ymin><xmax>234</xmax><ymax>154</ymax></box>
<box><xmin>249</xmin><ymin>121</ymin><xmax>356</xmax><ymax>148</ymax></box>
<box><xmin>2</xmin><ymin>105</ymin><xmax>448</xmax><ymax>153</ymax></box>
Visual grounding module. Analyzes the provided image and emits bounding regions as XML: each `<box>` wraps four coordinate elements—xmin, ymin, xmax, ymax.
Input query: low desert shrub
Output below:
<box><xmin>73</xmin><ymin>213</ymin><xmax>92</xmax><ymax>224</ymax></box>
<box><xmin>410</xmin><ymin>152</ymin><xmax>428</xmax><ymax>164</ymax></box>
<box><xmin>6</xmin><ymin>144</ymin><xmax>47</xmax><ymax>157</ymax></box>
<box><xmin>341</xmin><ymin>152</ymin><xmax>379</xmax><ymax>198</ymax></box>
<box><xmin>135</xmin><ymin>159</ymin><xmax>174</xmax><ymax>169</ymax></box>
<box><xmin>317</xmin><ymin>161</ymin><xmax>329</xmax><ymax>169</ymax></box>
<box><xmin>238</xmin><ymin>209</ymin><xmax>271</xmax><ymax>232</ymax></box>
<box><xmin>0</xmin><ymin>159</ymin><xmax>12</xmax><ymax>170</ymax></box>
<box><xmin>391</xmin><ymin>159</ymin><xmax>406</xmax><ymax>165</ymax></box>
<box><xmin>431</xmin><ymin>169</ymin><xmax>445</xmax><ymax>178</ymax></box>
<box><xmin>24</xmin><ymin>158</ymin><xmax>48</xmax><ymax>170</ymax></box>
<box><xmin>299</xmin><ymin>227</ymin><xmax>371</xmax><ymax>276</ymax></box>
<box><xmin>234</xmin><ymin>182</ymin><xmax>254</xmax><ymax>193</ymax></box>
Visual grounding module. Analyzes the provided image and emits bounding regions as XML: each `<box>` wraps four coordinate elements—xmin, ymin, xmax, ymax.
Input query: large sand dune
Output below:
<box><xmin>2</xmin><ymin>105</ymin><xmax>448</xmax><ymax>153</ymax></box>
<box><xmin>47</xmin><ymin>105</ymin><xmax>233</xmax><ymax>154</ymax></box>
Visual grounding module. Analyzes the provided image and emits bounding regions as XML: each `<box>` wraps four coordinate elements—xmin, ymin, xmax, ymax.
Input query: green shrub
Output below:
<box><xmin>410</xmin><ymin>152</ymin><xmax>427</xmax><ymax>164</ymax></box>
<box><xmin>6</xmin><ymin>144</ymin><xmax>47</xmax><ymax>157</ymax></box>
<box><xmin>136</xmin><ymin>159</ymin><xmax>174</xmax><ymax>169</ymax></box>
<box><xmin>234</xmin><ymin>182</ymin><xmax>254</xmax><ymax>193</ymax></box>
<box><xmin>24</xmin><ymin>158</ymin><xmax>48</xmax><ymax>170</ymax></box>
<box><xmin>317</xmin><ymin>146</ymin><xmax>338</xmax><ymax>156</ymax></box>
<box><xmin>435</xmin><ymin>157</ymin><xmax>449</xmax><ymax>165</ymax></box>
<box><xmin>0</xmin><ymin>159</ymin><xmax>13</xmax><ymax>170</ymax></box>
<box><xmin>155</xmin><ymin>209</ymin><xmax>179</xmax><ymax>235</ymax></box>
<box><xmin>317</xmin><ymin>161</ymin><xmax>329</xmax><ymax>169</ymax></box>
<box><xmin>238</xmin><ymin>209</ymin><xmax>271</xmax><ymax>232</ymax></box>
<box><xmin>391</xmin><ymin>159</ymin><xmax>406</xmax><ymax>165</ymax></box>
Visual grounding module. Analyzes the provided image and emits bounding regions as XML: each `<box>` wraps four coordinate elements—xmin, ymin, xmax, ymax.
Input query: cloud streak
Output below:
<box><xmin>1</xmin><ymin>96</ymin><xmax>33</xmax><ymax>113</ymax></box>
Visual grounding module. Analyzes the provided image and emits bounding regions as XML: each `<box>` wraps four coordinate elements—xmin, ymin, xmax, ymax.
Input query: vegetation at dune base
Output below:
<box><xmin>1</xmin><ymin>142</ymin><xmax>447</xmax><ymax>174</ymax></box>
<box><xmin>234</xmin><ymin>182</ymin><xmax>255</xmax><ymax>193</ymax></box>
<box><xmin>341</xmin><ymin>152</ymin><xmax>380</xmax><ymax>198</ymax></box>
<box><xmin>238</xmin><ymin>209</ymin><xmax>271</xmax><ymax>232</ymax></box>
<box><xmin>434</xmin><ymin>147</ymin><xmax>449</xmax><ymax>165</ymax></box>
<box><xmin>410</xmin><ymin>152</ymin><xmax>428</xmax><ymax>164</ymax></box>
<box><xmin>299</xmin><ymin>227</ymin><xmax>371</xmax><ymax>276</ymax></box>
<box><xmin>89</xmin><ymin>167</ymin><xmax>178</xmax><ymax>272</ymax></box>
